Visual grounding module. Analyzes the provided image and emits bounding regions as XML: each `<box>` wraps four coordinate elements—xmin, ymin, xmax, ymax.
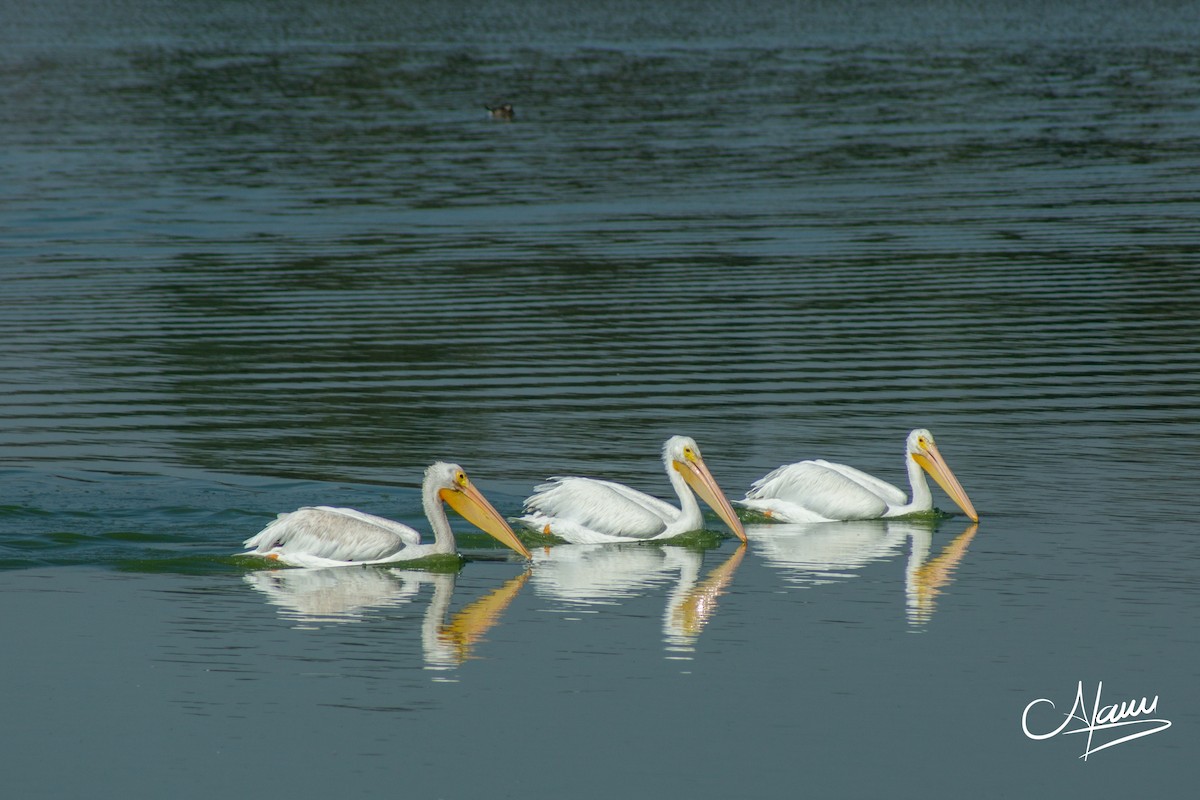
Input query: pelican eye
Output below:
<box><xmin>455</xmin><ymin>471</ymin><xmax>468</xmax><ymax>486</ymax></box>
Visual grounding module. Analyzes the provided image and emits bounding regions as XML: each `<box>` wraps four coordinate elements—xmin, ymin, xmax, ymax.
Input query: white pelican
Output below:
<box><xmin>242</xmin><ymin>462</ymin><xmax>532</xmax><ymax>567</ymax></box>
<box><xmin>742</xmin><ymin>428</ymin><xmax>979</xmax><ymax>523</ymax></box>
<box><xmin>519</xmin><ymin>435</ymin><xmax>747</xmax><ymax>544</ymax></box>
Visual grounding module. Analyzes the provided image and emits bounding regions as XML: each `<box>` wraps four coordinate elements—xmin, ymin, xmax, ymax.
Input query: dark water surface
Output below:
<box><xmin>2</xmin><ymin>1</ymin><xmax>1198</xmax><ymax>797</ymax></box>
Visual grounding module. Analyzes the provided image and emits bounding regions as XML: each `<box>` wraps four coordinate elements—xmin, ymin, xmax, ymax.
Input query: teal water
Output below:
<box><xmin>2</xmin><ymin>0</ymin><xmax>1198</xmax><ymax>797</ymax></box>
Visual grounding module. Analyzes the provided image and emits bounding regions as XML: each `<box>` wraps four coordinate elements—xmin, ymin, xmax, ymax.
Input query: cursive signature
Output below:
<box><xmin>1022</xmin><ymin>681</ymin><xmax>1171</xmax><ymax>760</ymax></box>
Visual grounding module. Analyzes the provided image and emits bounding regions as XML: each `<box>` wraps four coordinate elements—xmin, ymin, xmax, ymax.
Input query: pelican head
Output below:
<box><xmin>905</xmin><ymin>429</ymin><xmax>979</xmax><ymax>522</ymax></box>
<box><xmin>663</xmin><ymin>436</ymin><xmax>747</xmax><ymax>541</ymax></box>
<box><xmin>428</xmin><ymin>462</ymin><xmax>531</xmax><ymax>558</ymax></box>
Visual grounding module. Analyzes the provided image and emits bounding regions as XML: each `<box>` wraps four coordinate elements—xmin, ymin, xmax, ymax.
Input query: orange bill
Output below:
<box><xmin>675</xmin><ymin>455</ymin><xmax>748</xmax><ymax>541</ymax></box>
<box><xmin>912</xmin><ymin>442</ymin><xmax>979</xmax><ymax>522</ymax></box>
<box><xmin>441</xmin><ymin>480</ymin><xmax>532</xmax><ymax>559</ymax></box>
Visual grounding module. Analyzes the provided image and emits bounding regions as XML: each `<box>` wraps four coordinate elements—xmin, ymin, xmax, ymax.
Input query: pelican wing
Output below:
<box><xmin>243</xmin><ymin>506</ymin><xmax>421</xmax><ymax>563</ymax></box>
<box><xmin>808</xmin><ymin>459</ymin><xmax>909</xmax><ymax>507</ymax></box>
<box><xmin>523</xmin><ymin>477</ymin><xmax>675</xmax><ymax>539</ymax></box>
<box><xmin>745</xmin><ymin>461</ymin><xmax>895</xmax><ymax>521</ymax></box>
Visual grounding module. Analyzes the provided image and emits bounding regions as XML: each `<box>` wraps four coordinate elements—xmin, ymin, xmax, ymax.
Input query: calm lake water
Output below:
<box><xmin>2</xmin><ymin>0</ymin><xmax>1198</xmax><ymax>797</ymax></box>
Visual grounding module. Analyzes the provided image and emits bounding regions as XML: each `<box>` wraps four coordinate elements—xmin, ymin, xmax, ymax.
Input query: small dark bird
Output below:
<box><xmin>486</xmin><ymin>103</ymin><xmax>514</xmax><ymax>120</ymax></box>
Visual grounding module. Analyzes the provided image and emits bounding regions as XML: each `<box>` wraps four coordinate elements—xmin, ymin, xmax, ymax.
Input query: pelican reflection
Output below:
<box><xmin>666</xmin><ymin>543</ymin><xmax>745</xmax><ymax>653</ymax></box>
<box><xmin>531</xmin><ymin>543</ymin><xmax>745</xmax><ymax>657</ymax></box>
<box><xmin>745</xmin><ymin>518</ymin><xmax>909</xmax><ymax>587</ymax></box>
<box><xmin>747</xmin><ymin>518</ymin><xmax>979</xmax><ymax>626</ymax></box>
<box><xmin>905</xmin><ymin>522</ymin><xmax>979</xmax><ymax>627</ymax></box>
<box><xmin>244</xmin><ymin>566</ymin><xmax>529</xmax><ymax>669</ymax></box>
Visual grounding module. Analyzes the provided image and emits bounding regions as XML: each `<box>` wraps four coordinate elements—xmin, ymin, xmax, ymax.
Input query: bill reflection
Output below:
<box><xmin>904</xmin><ymin>523</ymin><xmax>979</xmax><ymax>627</ymax></box>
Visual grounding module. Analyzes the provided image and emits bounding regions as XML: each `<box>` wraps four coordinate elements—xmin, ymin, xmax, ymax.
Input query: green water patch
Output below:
<box><xmin>890</xmin><ymin>509</ymin><xmax>956</xmax><ymax>523</ymax></box>
<box><xmin>229</xmin><ymin>551</ymin><xmax>467</xmax><ymax>573</ymax></box>
<box><xmin>100</xmin><ymin>529</ymin><xmax>193</xmax><ymax>544</ymax></box>
<box><xmin>374</xmin><ymin>553</ymin><xmax>464</xmax><ymax>572</ymax></box>
<box><xmin>454</xmin><ymin>528</ymin><xmax>543</xmax><ymax>557</ymax></box>
<box><xmin>0</xmin><ymin>557</ymin><xmax>42</xmax><ymax>570</ymax></box>
<box><xmin>0</xmin><ymin>504</ymin><xmax>56</xmax><ymax>519</ymax></box>
<box><xmin>512</xmin><ymin>522</ymin><xmax>567</xmax><ymax>545</ymax></box>
<box><xmin>3</xmin><ymin>531</ymin><xmax>93</xmax><ymax>551</ymax></box>
<box><xmin>666</xmin><ymin>528</ymin><xmax>729</xmax><ymax>550</ymax></box>
<box><xmin>736</xmin><ymin>507</ymin><xmax>775</xmax><ymax>524</ymax></box>
<box><xmin>114</xmin><ymin>553</ymin><xmax>251</xmax><ymax>576</ymax></box>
